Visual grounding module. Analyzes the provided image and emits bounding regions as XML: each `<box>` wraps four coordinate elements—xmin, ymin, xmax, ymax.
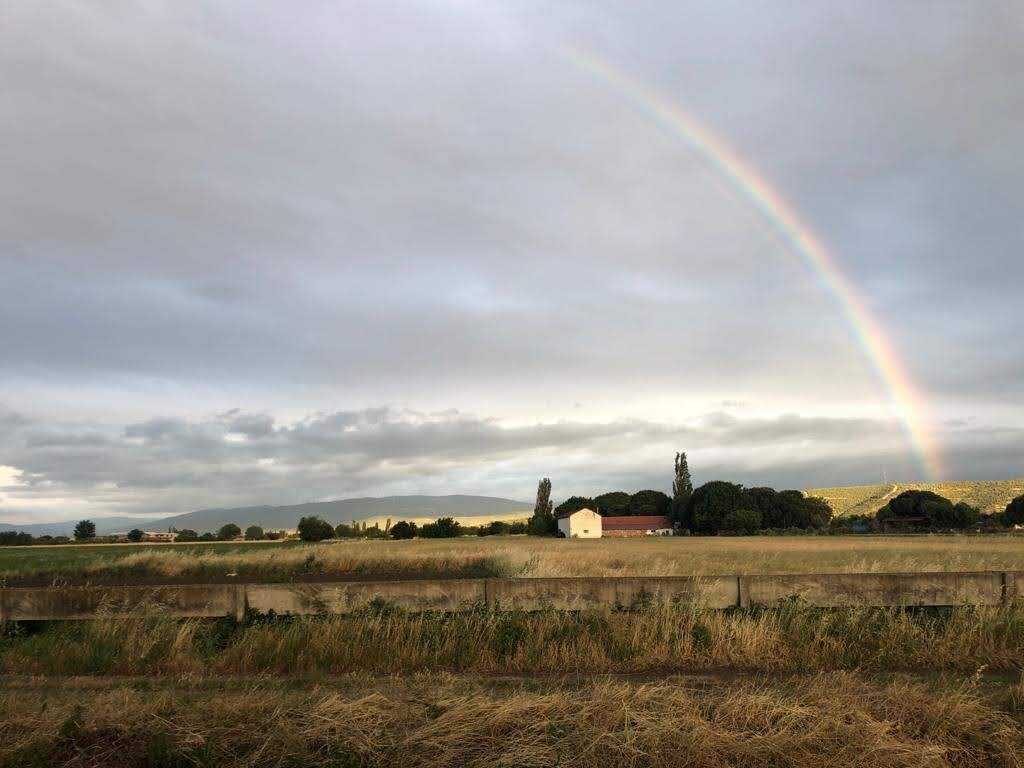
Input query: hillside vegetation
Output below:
<box><xmin>807</xmin><ymin>478</ymin><xmax>1024</xmax><ymax>517</ymax></box>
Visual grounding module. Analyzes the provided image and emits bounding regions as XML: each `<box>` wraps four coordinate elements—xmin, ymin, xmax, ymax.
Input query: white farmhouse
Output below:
<box><xmin>556</xmin><ymin>507</ymin><xmax>602</xmax><ymax>538</ymax></box>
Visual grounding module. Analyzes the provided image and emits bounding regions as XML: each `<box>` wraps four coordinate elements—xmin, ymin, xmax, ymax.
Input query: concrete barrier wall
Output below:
<box><xmin>1</xmin><ymin>572</ymin><xmax>1021</xmax><ymax>621</ymax></box>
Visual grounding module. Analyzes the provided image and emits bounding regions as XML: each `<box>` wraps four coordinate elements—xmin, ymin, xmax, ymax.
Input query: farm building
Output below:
<box><xmin>556</xmin><ymin>508</ymin><xmax>674</xmax><ymax>538</ymax></box>
<box><xmin>602</xmin><ymin>515</ymin><xmax>674</xmax><ymax>537</ymax></box>
<box><xmin>556</xmin><ymin>507</ymin><xmax>602</xmax><ymax>538</ymax></box>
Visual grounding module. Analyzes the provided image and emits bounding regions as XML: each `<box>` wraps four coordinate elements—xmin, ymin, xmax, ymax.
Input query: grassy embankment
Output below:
<box><xmin>4</xmin><ymin>534</ymin><xmax>1024</xmax><ymax>584</ymax></box>
<box><xmin>3</xmin><ymin>672</ymin><xmax>1024</xmax><ymax>768</ymax></box>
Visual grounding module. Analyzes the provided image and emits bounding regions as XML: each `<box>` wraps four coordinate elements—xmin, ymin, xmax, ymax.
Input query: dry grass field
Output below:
<box><xmin>3</xmin><ymin>672</ymin><xmax>1023</xmax><ymax>768</ymax></box>
<box><xmin>5</xmin><ymin>533</ymin><xmax>1024</xmax><ymax>584</ymax></box>
<box><xmin>5</xmin><ymin>519</ymin><xmax>1024</xmax><ymax>766</ymax></box>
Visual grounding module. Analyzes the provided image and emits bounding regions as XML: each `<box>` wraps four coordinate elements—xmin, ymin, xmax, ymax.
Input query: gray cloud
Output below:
<box><xmin>1</xmin><ymin>2</ymin><xmax>1020</xmax><ymax>519</ymax></box>
<box><xmin>0</xmin><ymin>404</ymin><xmax>997</xmax><ymax>520</ymax></box>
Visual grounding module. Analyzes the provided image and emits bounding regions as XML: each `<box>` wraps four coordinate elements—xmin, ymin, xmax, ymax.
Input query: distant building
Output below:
<box><xmin>556</xmin><ymin>509</ymin><xmax>674</xmax><ymax>538</ymax></box>
<box><xmin>601</xmin><ymin>515</ymin><xmax>673</xmax><ymax>537</ymax></box>
<box><xmin>142</xmin><ymin>531</ymin><xmax>176</xmax><ymax>542</ymax></box>
<box><xmin>556</xmin><ymin>508</ymin><xmax>602</xmax><ymax>538</ymax></box>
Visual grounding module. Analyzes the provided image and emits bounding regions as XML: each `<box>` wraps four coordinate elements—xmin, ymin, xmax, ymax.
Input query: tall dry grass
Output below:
<box><xmin>2</xmin><ymin>672</ymin><xmax>1022</xmax><ymax>767</ymax></box>
<box><xmin>4</xmin><ymin>603</ymin><xmax>1023</xmax><ymax>677</ymax></box>
<box><xmin>7</xmin><ymin>534</ymin><xmax>1024</xmax><ymax>583</ymax></box>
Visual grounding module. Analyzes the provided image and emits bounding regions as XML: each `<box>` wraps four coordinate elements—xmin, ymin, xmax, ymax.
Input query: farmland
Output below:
<box><xmin>5</xmin><ymin>532</ymin><xmax>1024</xmax><ymax>766</ymax></box>
<box><xmin>4</xmin><ymin>533</ymin><xmax>1024</xmax><ymax>585</ymax></box>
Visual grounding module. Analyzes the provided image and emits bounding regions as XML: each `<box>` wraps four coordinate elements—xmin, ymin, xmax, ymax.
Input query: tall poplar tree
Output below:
<box><xmin>672</xmin><ymin>452</ymin><xmax>693</xmax><ymax>524</ymax></box>
<box><xmin>528</xmin><ymin>477</ymin><xmax>556</xmax><ymax>535</ymax></box>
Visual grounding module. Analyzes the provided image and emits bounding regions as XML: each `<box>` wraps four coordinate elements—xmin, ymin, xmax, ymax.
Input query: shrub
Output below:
<box><xmin>721</xmin><ymin>508</ymin><xmax>762</xmax><ymax>535</ymax></box>
<box><xmin>0</xmin><ymin>531</ymin><xmax>34</xmax><ymax>546</ymax></box>
<box><xmin>217</xmin><ymin>523</ymin><xmax>242</xmax><ymax>541</ymax></box>
<box><xmin>175</xmin><ymin>529</ymin><xmax>198</xmax><ymax>542</ymax></box>
<box><xmin>390</xmin><ymin>520</ymin><xmax>417</xmax><ymax>540</ymax></box>
<box><xmin>483</xmin><ymin>520</ymin><xmax>512</xmax><ymax>536</ymax></box>
<box><xmin>420</xmin><ymin>517</ymin><xmax>461</xmax><ymax>538</ymax></box>
<box><xmin>297</xmin><ymin>516</ymin><xmax>335</xmax><ymax>542</ymax></box>
<box><xmin>127</xmin><ymin>529</ymin><xmax>145</xmax><ymax>543</ymax></box>
<box><xmin>333</xmin><ymin>523</ymin><xmax>357</xmax><ymax>538</ymax></box>
<box><xmin>244</xmin><ymin>526</ymin><xmax>264</xmax><ymax>541</ymax></box>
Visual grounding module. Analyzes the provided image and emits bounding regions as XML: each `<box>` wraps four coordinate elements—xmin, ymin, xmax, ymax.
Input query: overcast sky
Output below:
<box><xmin>2</xmin><ymin>2</ymin><xmax>1022</xmax><ymax>522</ymax></box>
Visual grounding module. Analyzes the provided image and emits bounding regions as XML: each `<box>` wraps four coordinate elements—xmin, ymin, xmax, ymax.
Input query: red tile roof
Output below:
<box><xmin>601</xmin><ymin>515</ymin><xmax>672</xmax><ymax>530</ymax></box>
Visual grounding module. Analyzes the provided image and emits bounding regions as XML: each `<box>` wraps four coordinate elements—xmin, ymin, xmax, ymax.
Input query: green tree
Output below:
<box><xmin>801</xmin><ymin>496</ymin><xmax>834</xmax><ymax>529</ymax></box>
<box><xmin>876</xmin><ymin>490</ymin><xmax>969</xmax><ymax>529</ymax></box>
<box><xmin>628</xmin><ymin>490</ymin><xmax>671</xmax><ymax>517</ymax></box>
<box><xmin>244</xmin><ymin>525</ymin><xmax>265</xmax><ymax>541</ymax></box>
<box><xmin>296</xmin><ymin>516</ymin><xmax>335</xmax><ymax>542</ymax></box>
<box><xmin>592</xmin><ymin>491</ymin><xmax>630</xmax><ymax>517</ymax></box>
<box><xmin>217</xmin><ymin>523</ymin><xmax>242</xmax><ymax>541</ymax></box>
<box><xmin>951</xmin><ymin>502</ymin><xmax>980</xmax><ymax>529</ymax></box>
<box><xmin>175</xmin><ymin>529</ymin><xmax>198</xmax><ymax>542</ymax></box>
<box><xmin>420</xmin><ymin>517</ymin><xmax>461</xmax><ymax>538</ymax></box>
<box><xmin>126</xmin><ymin>528</ymin><xmax>144</xmax><ymax>543</ymax></box>
<box><xmin>672</xmin><ymin>451</ymin><xmax>693</xmax><ymax>521</ymax></box>
<box><xmin>721</xmin><ymin>508</ymin><xmax>762</xmax><ymax>535</ymax></box>
<box><xmin>686</xmin><ymin>481</ymin><xmax>744</xmax><ymax>533</ymax></box>
<box><xmin>334</xmin><ymin>523</ymin><xmax>357</xmax><ymax>538</ymax></box>
<box><xmin>73</xmin><ymin>519</ymin><xmax>96</xmax><ymax>541</ymax></box>
<box><xmin>552</xmin><ymin>496</ymin><xmax>593</xmax><ymax>517</ymax></box>
<box><xmin>1005</xmin><ymin>495</ymin><xmax>1024</xmax><ymax>526</ymax></box>
<box><xmin>528</xmin><ymin>478</ymin><xmax>558</xmax><ymax>536</ymax></box>
<box><xmin>390</xmin><ymin>520</ymin><xmax>417</xmax><ymax>539</ymax></box>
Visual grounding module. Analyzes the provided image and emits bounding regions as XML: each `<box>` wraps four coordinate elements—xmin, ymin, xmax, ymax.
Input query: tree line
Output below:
<box><xmin>832</xmin><ymin>489</ymin><xmax>1024</xmax><ymax>533</ymax></box>
<box><xmin>294</xmin><ymin>515</ymin><xmax>529</xmax><ymax>541</ymax></box>
<box><xmin>524</xmin><ymin>452</ymin><xmax>1024</xmax><ymax>536</ymax></box>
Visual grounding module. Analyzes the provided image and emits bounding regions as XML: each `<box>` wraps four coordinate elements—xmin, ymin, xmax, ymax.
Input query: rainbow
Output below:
<box><xmin>561</xmin><ymin>44</ymin><xmax>943</xmax><ymax>481</ymax></box>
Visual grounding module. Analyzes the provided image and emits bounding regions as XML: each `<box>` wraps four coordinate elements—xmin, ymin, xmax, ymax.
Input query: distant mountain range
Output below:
<box><xmin>0</xmin><ymin>495</ymin><xmax>532</xmax><ymax>536</ymax></box>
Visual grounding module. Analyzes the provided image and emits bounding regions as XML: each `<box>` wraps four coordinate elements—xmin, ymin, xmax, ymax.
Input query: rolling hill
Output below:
<box><xmin>806</xmin><ymin>478</ymin><xmax>1024</xmax><ymax>517</ymax></box>
<box><xmin>0</xmin><ymin>495</ymin><xmax>532</xmax><ymax>536</ymax></box>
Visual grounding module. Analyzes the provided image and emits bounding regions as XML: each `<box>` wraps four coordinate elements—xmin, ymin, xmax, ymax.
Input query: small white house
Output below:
<box><xmin>556</xmin><ymin>507</ymin><xmax>602</xmax><ymax>538</ymax></box>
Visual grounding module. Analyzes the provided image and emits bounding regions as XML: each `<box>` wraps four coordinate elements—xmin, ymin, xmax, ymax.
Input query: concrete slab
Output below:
<box><xmin>484</xmin><ymin>576</ymin><xmax>738</xmax><ymax>611</ymax></box>
<box><xmin>740</xmin><ymin>571</ymin><xmax>1004</xmax><ymax>607</ymax></box>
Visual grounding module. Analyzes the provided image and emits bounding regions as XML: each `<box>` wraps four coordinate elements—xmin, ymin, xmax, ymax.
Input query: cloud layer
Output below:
<box><xmin>2</xmin><ymin>2</ymin><xmax>1021</xmax><ymax>519</ymax></box>
<box><xmin>2</xmin><ymin>404</ymin><xmax>1020</xmax><ymax>522</ymax></box>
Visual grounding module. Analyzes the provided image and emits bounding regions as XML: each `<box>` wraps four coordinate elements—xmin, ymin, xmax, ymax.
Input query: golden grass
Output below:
<box><xmin>5</xmin><ymin>601</ymin><xmax>1024</xmax><ymax>677</ymax></box>
<box><xmin>2</xmin><ymin>672</ymin><xmax>1022</xmax><ymax>767</ymax></box>
<box><xmin>8</xmin><ymin>534</ymin><xmax>1024</xmax><ymax>583</ymax></box>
